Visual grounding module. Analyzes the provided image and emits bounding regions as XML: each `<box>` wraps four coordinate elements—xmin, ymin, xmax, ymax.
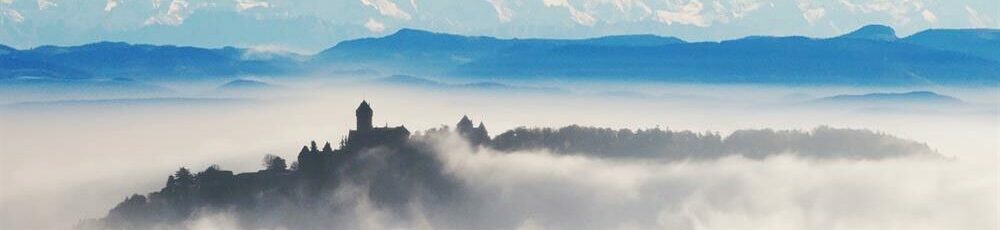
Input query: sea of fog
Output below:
<box><xmin>0</xmin><ymin>81</ymin><xmax>997</xmax><ymax>229</ymax></box>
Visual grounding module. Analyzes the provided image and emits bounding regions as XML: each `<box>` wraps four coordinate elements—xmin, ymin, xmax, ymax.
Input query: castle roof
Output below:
<box><xmin>458</xmin><ymin>115</ymin><xmax>473</xmax><ymax>127</ymax></box>
<box><xmin>356</xmin><ymin>100</ymin><xmax>373</xmax><ymax>114</ymax></box>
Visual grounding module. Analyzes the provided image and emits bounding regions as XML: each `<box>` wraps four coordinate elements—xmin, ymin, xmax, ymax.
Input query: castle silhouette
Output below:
<box><xmin>88</xmin><ymin>100</ymin><xmax>936</xmax><ymax>229</ymax></box>
<box><xmin>295</xmin><ymin>101</ymin><xmax>487</xmax><ymax>174</ymax></box>
<box><xmin>346</xmin><ymin>100</ymin><xmax>411</xmax><ymax>149</ymax></box>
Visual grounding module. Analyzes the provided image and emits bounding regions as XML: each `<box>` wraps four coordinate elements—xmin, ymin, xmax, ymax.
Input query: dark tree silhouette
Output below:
<box><xmin>263</xmin><ymin>154</ymin><xmax>287</xmax><ymax>172</ymax></box>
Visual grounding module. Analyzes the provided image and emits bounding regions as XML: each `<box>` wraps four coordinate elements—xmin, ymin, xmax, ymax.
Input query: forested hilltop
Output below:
<box><xmin>79</xmin><ymin>102</ymin><xmax>939</xmax><ymax>229</ymax></box>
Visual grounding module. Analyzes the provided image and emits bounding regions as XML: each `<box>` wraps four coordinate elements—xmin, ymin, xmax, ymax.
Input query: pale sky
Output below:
<box><xmin>0</xmin><ymin>0</ymin><xmax>997</xmax><ymax>52</ymax></box>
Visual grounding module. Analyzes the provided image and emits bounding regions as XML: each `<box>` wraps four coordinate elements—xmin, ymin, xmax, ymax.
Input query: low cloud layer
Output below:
<box><xmin>83</xmin><ymin>129</ymin><xmax>992</xmax><ymax>229</ymax></box>
<box><xmin>2</xmin><ymin>85</ymin><xmax>996</xmax><ymax>229</ymax></box>
<box><xmin>432</xmin><ymin>135</ymin><xmax>995</xmax><ymax>230</ymax></box>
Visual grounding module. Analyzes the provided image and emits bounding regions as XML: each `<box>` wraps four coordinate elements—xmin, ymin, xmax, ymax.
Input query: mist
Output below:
<box><xmin>0</xmin><ymin>81</ymin><xmax>997</xmax><ymax>229</ymax></box>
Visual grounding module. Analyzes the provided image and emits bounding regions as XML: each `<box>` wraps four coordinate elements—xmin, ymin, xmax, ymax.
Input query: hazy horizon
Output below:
<box><xmin>1</xmin><ymin>2</ymin><xmax>997</xmax><ymax>228</ymax></box>
<box><xmin>2</xmin><ymin>81</ymin><xmax>997</xmax><ymax>229</ymax></box>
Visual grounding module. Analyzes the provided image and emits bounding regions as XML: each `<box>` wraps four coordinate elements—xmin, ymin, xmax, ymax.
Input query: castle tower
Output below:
<box><xmin>356</xmin><ymin>100</ymin><xmax>373</xmax><ymax>132</ymax></box>
<box><xmin>457</xmin><ymin>115</ymin><xmax>473</xmax><ymax>131</ymax></box>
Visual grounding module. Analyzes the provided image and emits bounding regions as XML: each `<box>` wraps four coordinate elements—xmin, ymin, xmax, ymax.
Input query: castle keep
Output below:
<box><xmin>346</xmin><ymin>100</ymin><xmax>410</xmax><ymax>149</ymax></box>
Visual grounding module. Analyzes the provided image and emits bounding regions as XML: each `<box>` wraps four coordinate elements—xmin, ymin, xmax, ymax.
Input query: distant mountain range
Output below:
<box><xmin>216</xmin><ymin>79</ymin><xmax>277</xmax><ymax>91</ymax></box>
<box><xmin>2</xmin><ymin>25</ymin><xmax>998</xmax><ymax>86</ymax></box>
<box><xmin>0</xmin><ymin>42</ymin><xmax>302</xmax><ymax>80</ymax></box>
<box><xmin>370</xmin><ymin>75</ymin><xmax>562</xmax><ymax>93</ymax></box>
<box><xmin>449</xmin><ymin>26</ymin><xmax>1000</xmax><ymax>85</ymax></box>
<box><xmin>811</xmin><ymin>91</ymin><xmax>963</xmax><ymax>105</ymax></box>
<box><xmin>313</xmin><ymin>29</ymin><xmax>686</xmax><ymax>76</ymax></box>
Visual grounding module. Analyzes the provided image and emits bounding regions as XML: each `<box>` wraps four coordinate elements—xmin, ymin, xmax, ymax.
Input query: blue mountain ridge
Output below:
<box><xmin>812</xmin><ymin>91</ymin><xmax>963</xmax><ymax>104</ymax></box>
<box><xmin>900</xmin><ymin>28</ymin><xmax>1000</xmax><ymax>62</ymax></box>
<box><xmin>837</xmin><ymin>25</ymin><xmax>899</xmax><ymax>41</ymax></box>
<box><xmin>1</xmin><ymin>42</ymin><xmax>302</xmax><ymax>80</ymax></box>
<box><xmin>319</xmin><ymin>25</ymin><xmax>1000</xmax><ymax>85</ymax></box>
<box><xmin>312</xmin><ymin>28</ymin><xmax>686</xmax><ymax>76</ymax></box>
<box><xmin>2</xmin><ymin>25</ymin><xmax>999</xmax><ymax>86</ymax></box>
<box><xmin>451</xmin><ymin>35</ymin><xmax>1000</xmax><ymax>85</ymax></box>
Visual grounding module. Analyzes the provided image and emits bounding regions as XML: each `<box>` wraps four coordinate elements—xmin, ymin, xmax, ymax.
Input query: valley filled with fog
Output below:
<box><xmin>1</xmin><ymin>78</ymin><xmax>996</xmax><ymax>229</ymax></box>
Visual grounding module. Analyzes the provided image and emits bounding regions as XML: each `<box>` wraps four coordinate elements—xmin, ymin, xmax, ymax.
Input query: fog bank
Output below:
<box><xmin>1</xmin><ymin>84</ymin><xmax>997</xmax><ymax>229</ymax></box>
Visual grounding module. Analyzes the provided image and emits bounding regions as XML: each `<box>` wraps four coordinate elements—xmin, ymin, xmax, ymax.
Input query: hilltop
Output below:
<box><xmin>80</xmin><ymin>101</ymin><xmax>939</xmax><ymax>229</ymax></box>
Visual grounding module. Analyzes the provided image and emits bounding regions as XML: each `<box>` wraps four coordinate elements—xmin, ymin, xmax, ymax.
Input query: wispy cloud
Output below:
<box><xmin>964</xmin><ymin>5</ymin><xmax>996</xmax><ymax>28</ymax></box>
<box><xmin>543</xmin><ymin>0</ymin><xmax>596</xmax><ymax>26</ymax></box>
<box><xmin>2</xmin><ymin>9</ymin><xmax>23</xmax><ymax>23</ymax></box>
<box><xmin>364</xmin><ymin>17</ymin><xmax>386</xmax><ymax>32</ymax></box>
<box><xmin>920</xmin><ymin>9</ymin><xmax>936</xmax><ymax>23</ymax></box>
<box><xmin>1</xmin><ymin>0</ymin><xmax>21</xmax><ymax>23</ymax></box>
<box><xmin>104</xmin><ymin>0</ymin><xmax>117</xmax><ymax>12</ymax></box>
<box><xmin>361</xmin><ymin>0</ymin><xmax>412</xmax><ymax>20</ymax></box>
<box><xmin>486</xmin><ymin>0</ymin><xmax>512</xmax><ymax>23</ymax></box>
<box><xmin>727</xmin><ymin>0</ymin><xmax>762</xmax><ymax>19</ymax></box>
<box><xmin>839</xmin><ymin>0</ymin><xmax>932</xmax><ymax>26</ymax></box>
<box><xmin>144</xmin><ymin>0</ymin><xmax>189</xmax><ymax>26</ymax></box>
<box><xmin>652</xmin><ymin>0</ymin><xmax>762</xmax><ymax>27</ymax></box>
<box><xmin>796</xmin><ymin>0</ymin><xmax>825</xmax><ymax>26</ymax></box>
<box><xmin>655</xmin><ymin>0</ymin><xmax>709</xmax><ymax>27</ymax></box>
<box><xmin>236</xmin><ymin>0</ymin><xmax>270</xmax><ymax>12</ymax></box>
<box><xmin>612</xmin><ymin>0</ymin><xmax>653</xmax><ymax>15</ymax></box>
<box><xmin>36</xmin><ymin>0</ymin><xmax>56</xmax><ymax>10</ymax></box>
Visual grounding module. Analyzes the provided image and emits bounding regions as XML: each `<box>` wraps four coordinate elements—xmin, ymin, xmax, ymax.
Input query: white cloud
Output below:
<box><xmin>796</xmin><ymin>0</ymin><xmax>825</xmax><ymax>26</ymax></box>
<box><xmin>426</xmin><ymin>134</ymin><xmax>997</xmax><ymax>230</ymax></box>
<box><xmin>801</xmin><ymin>8</ymin><xmax>825</xmax><ymax>25</ymax></box>
<box><xmin>920</xmin><ymin>9</ymin><xmax>936</xmax><ymax>23</ymax></box>
<box><xmin>543</xmin><ymin>0</ymin><xmax>596</xmax><ymax>26</ymax></box>
<box><xmin>655</xmin><ymin>0</ymin><xmax>709</xmax><ymax>27</ymax></box>
<box><xmin>36</xmin><ymin>0</ymin><xmax>56</xmax><ymax>10</ymax></box>
<box><xmin>2</xmin><ymin>9</ymin><xmax>23</xmax><ymax>23</ymax></box>
<box><xmin>567</xmin><ymin>7</ymin><xmax>596</xmax><ymax>25</ymax></box>
<box><xmin>104</xmin><ymin>0</ymin><xmax>118</xmax><ymax>12</ymax></box>
<box><xmin>650</xmin><ymin>0</ymin><xmax>759</xmax><ymax>27</ymax></box>
<box><xmin>360</xmin><ymin>0</ymin><xmax>412</xmax><ymax>20</ymax></box>
<box><xmin>236</xmin><ymin>0</ymin><xmax>270</xmax><ymax>12</ymax></box>
<box><xmin>612</xmin><ymin>0</ymin><xmax>653</xmax><ymax>15</ymax></box>
<box><xmin>965</xmin><ymin>5</ymin><xmax>996</xmax><ymax>28</ymax></box>
<box><xmin>364</xmin><ymin>17</ymin><xmax>386</xmax><ymax>33</ymax></box>
<box><xmin>728</xmin><ymin>0</ymin><xmax>761</xmax><ymax>19</ymax></box>
<box><xmin>0</xmin><ymin>0</ymin><xmax>21</xmax><ymax>23</ymax></box>
<box><xmin>409</xmin><ymin>0</ymin><xmax>417</xmax><ymax>12</ymax></box>
<box><xmin>144</xmin><ymin>0</ymin><xmax>190</xmax><ymax>26</ymax></box>
<box><xmin>839</xmin><ymin>0</ymin><xmax>931</xmax><ymax>26</ymax></box>
<box><xmin>486</xmin><ymin>0</ymin><xmax>513</xmax><ymax>23</ymax></box>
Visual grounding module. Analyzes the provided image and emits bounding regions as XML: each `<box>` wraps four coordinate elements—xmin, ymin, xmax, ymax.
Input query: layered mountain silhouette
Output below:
<box><xmin>900</xmin><ymin>29</ymin><xmax>1000</xmax><ymax>62</ymax></box>
<box><xmin>311</xmin><ymin>28</ymin><xmax>685</xmax><ymax>76</ymax></box>
<box><xmin>811</xmin><ymin>91</ymin><xmax>963</xmax><ymax>105</ymax></box>
<box><xmin>3</xmin><ymin>25</ymin><xmax>998</xmax><ymax>85</ymax></box>
<box><xmin>0</xmin><ymin>42</ymin><xmax>301</xmax><ymax>80</ymax></box>
<box><xmin>0</xmin><ymin>44</ymin><xmax>15</xmax><ymax>54</ymax></box>
<box><xmin>452</xmin><ymin>28</ymin><xmax>999</xmax><ymax>85</ymax></box>
<box><xmin>371</xmin><ymin>75</ymin><xmax>562</xmax><ymax>93</ymax></box>
<box><xmin>216</xmin><ymin>79</ymin><xmax>278</xmax><ymax>91</ymax></box>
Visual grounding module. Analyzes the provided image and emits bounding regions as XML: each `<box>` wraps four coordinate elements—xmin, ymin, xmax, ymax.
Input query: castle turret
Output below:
<box><xmin>356</xmin><ymin>100</ymin><xmax>373</xmax><ymax>132</ymax></box>
<box><xmin>345</xmin><ymin>101</ymin><xmax>410</xmax><ymax>150</ymax></box>
<box><xmin>456</xmin><ymin>116</ymin><xmax>490</xmax><ymax>145</ymax></box>
<box><xmin>457</xmin><ymin>115</ymin><xmax>474</xmax><ymax>131</ymax></box>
